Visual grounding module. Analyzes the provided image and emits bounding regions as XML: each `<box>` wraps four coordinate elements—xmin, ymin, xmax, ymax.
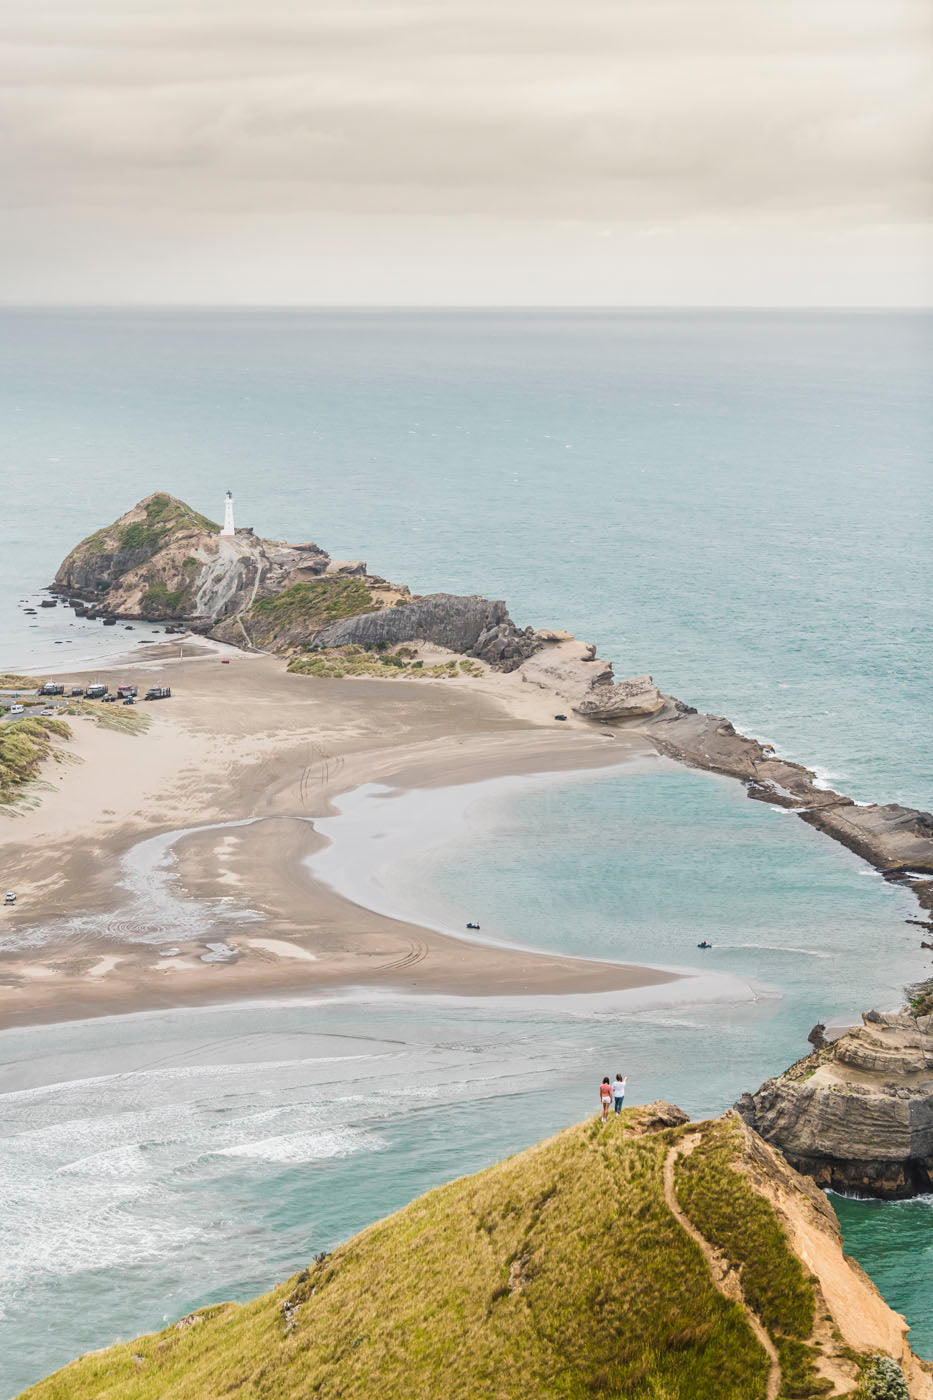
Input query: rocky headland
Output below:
<box><xmin>17</xmin><ymin>1106</ymin><xmax>933</xmax><ymax>1399</ymax></box>
<box><xmin>50</xmin><ymin>492</ymin><xmax>933</xmax><ymax>931</ymax></box>
<box><xmin>736</xmin><ymin>985</ymin><xmax>933</xmax><ymax>1199</ymax></box>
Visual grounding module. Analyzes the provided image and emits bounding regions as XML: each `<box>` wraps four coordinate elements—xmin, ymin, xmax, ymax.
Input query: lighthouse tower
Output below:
<box><xmin>221</xmin><ymin>490</ymin><xmax>235</xmax><ymax>537</ymax></box>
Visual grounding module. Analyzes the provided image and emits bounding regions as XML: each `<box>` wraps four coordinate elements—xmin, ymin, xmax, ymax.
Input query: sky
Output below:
<box><xmin>1</xmin><ymin>0</ymin><xmax>931</xmax><ymax>305</ymax></box>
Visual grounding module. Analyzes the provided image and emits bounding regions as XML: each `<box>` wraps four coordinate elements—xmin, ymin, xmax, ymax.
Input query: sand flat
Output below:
<box><xmin>0</xmin><ymin>650</ymin><xmax>683</xmax><ymax>1030</ymax></box>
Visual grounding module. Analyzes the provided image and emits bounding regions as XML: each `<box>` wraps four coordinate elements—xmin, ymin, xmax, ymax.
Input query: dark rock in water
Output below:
<box><xmin>125</xmin><ymin>625</ymin><xmax>134</xmax><ymax>629</ymax></box>
<box><xmin>807</xmin><ymin>1022</ymin><xmax>827</xmax><ymax>1051</ymax></box>
<box><xmin>312</xmin><ymin>594</ymin><xmax>540</xmax><ymax>672</ymax></box>
<box><xmin>39</xmin><ymin>599</ymin><xmax>57</xmax><ymax>607</ymax></box>
<box><xmin>102</xmin><ymin>617</ymin><xmax>117</xmax><ymax>626</ymax></box>
<box><xmin>736</xmin><ymin>1006</ymin><xmax>933</xmax><ymax>1199</ymax></box>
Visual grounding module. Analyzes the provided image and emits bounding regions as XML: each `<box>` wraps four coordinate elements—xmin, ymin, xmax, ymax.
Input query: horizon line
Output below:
<box><xmin>1</xmin><ymin>302</ymin><xmax>930</xmax><ymax>314</ymax></box>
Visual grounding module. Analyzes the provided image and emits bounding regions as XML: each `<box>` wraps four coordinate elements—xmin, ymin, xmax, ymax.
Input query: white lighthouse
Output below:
<box><xmin>221</xmin><ymin>490</ymin><xmax>235</xmax><ymax>537</ymax></box>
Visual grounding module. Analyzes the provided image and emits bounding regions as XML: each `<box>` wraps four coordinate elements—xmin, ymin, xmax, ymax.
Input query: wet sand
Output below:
<box><xmin>0</xmin><ymin>648</ymin><xmax>684</xmax><ymax>1028</ymax></box>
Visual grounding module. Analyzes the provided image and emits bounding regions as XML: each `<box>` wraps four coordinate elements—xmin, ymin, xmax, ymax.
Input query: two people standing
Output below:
<box><xmin>599</xmin><ymin>1073</ymin><xmax>628</xmax><ymax>1123</ymax></box>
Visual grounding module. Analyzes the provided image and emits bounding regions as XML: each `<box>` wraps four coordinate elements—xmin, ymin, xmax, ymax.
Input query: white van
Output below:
<box><xmin>8</xmin><ymin>704</ymin><xmax>25</xmax><ymax>715</ymax></box>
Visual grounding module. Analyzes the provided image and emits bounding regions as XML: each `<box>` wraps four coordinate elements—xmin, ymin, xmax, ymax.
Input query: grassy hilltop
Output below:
<box><xmin>19</xmin><ymin>1107</ymin><xmax>924</xmax><ymax>1400</ymax></box>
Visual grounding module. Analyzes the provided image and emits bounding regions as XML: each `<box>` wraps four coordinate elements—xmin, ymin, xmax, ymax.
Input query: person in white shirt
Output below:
<box><xmin>612</xmin><ymin>1074</ymin><xmax>628</xmax><ymax>1113</ymax></box>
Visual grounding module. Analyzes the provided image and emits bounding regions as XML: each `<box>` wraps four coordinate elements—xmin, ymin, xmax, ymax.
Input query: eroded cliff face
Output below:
<box><xmin>309</xmin><ymin>593</ymin><xmax>540</xmax><ymax>671</ymax></box>
<box><xmin>53</xmin><ymin>493</ymin><xmax>331</xmax><ymax>628</ymax></box>
<box><xmin>736</xmin><ymin>1006</ymin><xmax>933</xmax><ymax>1199</ymax></box>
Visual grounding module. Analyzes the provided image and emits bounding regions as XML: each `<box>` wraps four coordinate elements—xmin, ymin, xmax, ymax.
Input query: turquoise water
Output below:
<box><xmin>1</xmin><ymin>310</ymin><xmax>931</xmax><ymax>1393</ymax></box>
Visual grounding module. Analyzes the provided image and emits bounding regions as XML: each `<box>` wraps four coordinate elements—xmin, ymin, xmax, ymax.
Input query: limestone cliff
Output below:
<box><xmin>736</xmin><ymin>996</ymin><xmax>933</xmax><ymax>1199</ymax></box>
<box><xmin>17</xmin><ymin>1107</ymin><xmax>932</xmax><ymax>1399</ymax></box>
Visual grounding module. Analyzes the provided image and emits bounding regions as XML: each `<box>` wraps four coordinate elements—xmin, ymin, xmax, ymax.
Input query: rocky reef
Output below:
<box><xmin>736</xmin><ymin>993</ymin><xmax>933</xmax><ymax>1199</ymax></box>
<box><xmin>645</xmin><ymin>707</ymin><xmax>933</xmax><ymax>918</ymax></box>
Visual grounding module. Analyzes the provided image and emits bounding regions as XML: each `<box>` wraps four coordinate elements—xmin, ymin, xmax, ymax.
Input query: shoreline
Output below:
<box><xmin>2</xmin><ymin>635</ymin><xmax>930</xmax><ymax>1033</ymax></box>
<box><xmin>0</xmin><ymin>653</ymin><xmax>692</xmax><ymax>1030</ymax></box>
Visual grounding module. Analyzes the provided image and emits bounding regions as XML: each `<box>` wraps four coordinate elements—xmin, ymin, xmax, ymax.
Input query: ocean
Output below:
<box><xmin>1</xmin><ymin>308</ymin><xmax>931</xmax><ymax>1394</ymax></box>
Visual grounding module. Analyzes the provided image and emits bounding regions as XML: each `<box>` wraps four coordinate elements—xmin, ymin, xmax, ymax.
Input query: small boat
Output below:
<box><xmin>466</xmin><ymin>922</ymin><xmax>481</xmax><ymax>931</ymax></box>
<box><xmin>697</xmin><ymin>940</ymin><xmax>712</xmax><ymax>949</ymax></box>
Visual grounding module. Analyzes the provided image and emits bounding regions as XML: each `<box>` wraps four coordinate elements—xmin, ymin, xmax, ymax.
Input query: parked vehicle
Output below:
<box><xmin>84</xmin><ymin>684</ymin><xmax>108</xmax><ymax>699</ymax></box>
<box><xmin>8</xmin><ymin>704</ymin><xmax>24</xmax><ymax>715</ymax></box>
<box><xmin>116</xmin><ymin>685</ymin><xmax>138</xmax><ymax>698</ymax></box>
<box><xmin>4</xmin><ymin>892</ymin><xmax>15</xmax><ymax>905</ymax></box>
<box><xmin>144</xmin><ymin>686</ymin><xmax>172</xmax><ymax>700</ymax></box>
<box><xmin>123</xmin><ymin>697</ymin><xmax>135</xmax><ymax>706</ymax></box>
<box><xmin>40</xmin><ymin>682</ymin><xmax>65</xmax><ymax>696</ymax></box>
<box><xmin>70</xmin><ymin>687</ymin><xmax>83</xmax><ymax>697</ymax></box>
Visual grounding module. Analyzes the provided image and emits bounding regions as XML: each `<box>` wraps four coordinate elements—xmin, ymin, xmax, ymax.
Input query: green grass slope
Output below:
<box><xmin>24</xmin><ymin>1105</ymin><xmax>891</xmax><ymax>1400</ymax></box>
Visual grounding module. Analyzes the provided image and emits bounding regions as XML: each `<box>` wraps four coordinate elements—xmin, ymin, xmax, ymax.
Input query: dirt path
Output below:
<box><xmin>663</xmin><ymin>1138</ymin><xmax>781</xmax><ymax>1400</ymax></box>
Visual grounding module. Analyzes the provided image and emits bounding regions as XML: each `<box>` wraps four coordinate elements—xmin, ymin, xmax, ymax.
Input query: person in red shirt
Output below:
<box><xmin>599</xmin><ymin>1077</ymin><xmax>613</xmax><ymax>1123</ymax></box>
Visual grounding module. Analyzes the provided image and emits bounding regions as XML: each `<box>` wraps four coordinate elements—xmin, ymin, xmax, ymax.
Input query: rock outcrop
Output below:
<box><xmin>573</xmin><ymin>673</ymin><xmax>664</xmax><ymax>720</ymax></box>
<box><xmin>311</xmin><ymin>594</ymin><xmax>540</xmax><ymax>672</ymax></box>
<box><xmin>646</xmin><ymin>707</ymin><xmax>933</xmax><ymax>916</ymax></box>
<box><xmin>736</xmin><ymin>999</ymin><xmax>933</xmax><ymax>1199</ymax></box>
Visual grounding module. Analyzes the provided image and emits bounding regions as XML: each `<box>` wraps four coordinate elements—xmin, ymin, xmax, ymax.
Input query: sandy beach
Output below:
<box><xmin>0</xmin><ymin>643</ymin><xmax>687</xmax><ymax>1029</ymax></box>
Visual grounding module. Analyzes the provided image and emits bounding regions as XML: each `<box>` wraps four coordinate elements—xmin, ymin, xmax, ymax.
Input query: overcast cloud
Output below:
<box><xmin>1</xmin><ymin>0</ymin><xmax>930</xmax><ymax>303</ymax></box>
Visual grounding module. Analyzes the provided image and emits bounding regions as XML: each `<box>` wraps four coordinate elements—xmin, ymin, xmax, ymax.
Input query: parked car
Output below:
<box><xmin>4</xmin><ymin>892</ymin><xmax>15</xmax><ymax>905</ymax></box>
<box><xmin>8</xmin><ymin>704</ymin><xmax>24</xmax><ymax>715</ymax></box>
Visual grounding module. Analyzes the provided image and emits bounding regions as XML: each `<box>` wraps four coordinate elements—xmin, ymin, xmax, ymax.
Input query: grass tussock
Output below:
<box><xmin>288</xmin><ymin>646</ymin><xmax>482</xmax><ymax>680</ymax></box>
<box><xmin>60</xmin><ymin>702</ymin><xmax>151</xmax><ymax>735</ymax></box>
<box><xmin>253</xmin><ymin>578</ymin><xmax>375</xmax><ymax>624</ymax></box>
<box><xmin>20</xmin><ymin>1113</ymin><xmax>776</xmax><ymax>1400</ymax></box>
<box><xmin>0</xmin><ymin>674</ymin><xmax>41</xmax><ymax>690</ymax></box>
<box><xmin>0</xmin><ymin>716</ymin><xmax>72</xmax><ymax>805</ymax></box>
<box><xmin>674</xmin><ymin>1121</ymin><xmax>835</xmax><ymax>1400</ymax></box>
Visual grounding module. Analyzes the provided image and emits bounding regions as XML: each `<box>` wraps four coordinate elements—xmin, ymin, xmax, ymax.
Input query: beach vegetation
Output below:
<box><xmin>287</xmin><ymin>648</ymin><xmax>476</xmax><ymax>681</ymax></box>
<box><xmin>857</xmin><ymin>1354</ymin><xmax>910</xmax><ymax>1399</ymax></box>
<box><xmin>60</xmin><ymin>701</ymin><xmax>150</xmax><ymax>735</ymax></box>
<box><xmin>0</xmin><ymin>716</ymin><xmax>72</xmax><ymax>805</ymax></box>
<box><xmin>0</xmin><ymin>674</ymin><xmax>41</xmax><ymax>690</ymax></box>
